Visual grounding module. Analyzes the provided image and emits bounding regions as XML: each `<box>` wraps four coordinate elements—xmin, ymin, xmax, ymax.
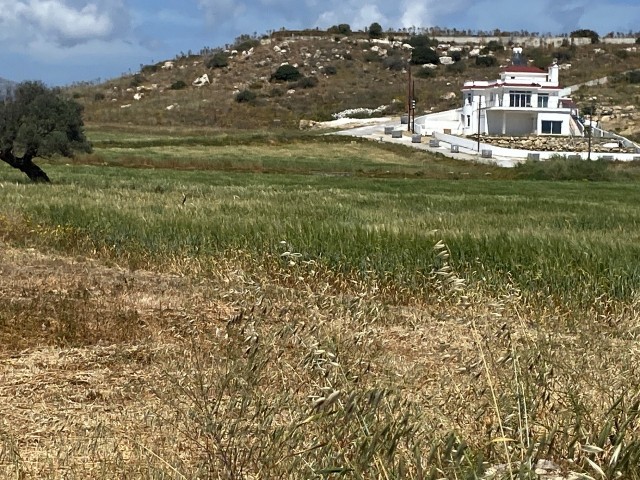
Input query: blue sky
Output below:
<box><xmin>0</xmin><ymin>0</ymin><xmax>639</xmax><ymax>86</ymax></box>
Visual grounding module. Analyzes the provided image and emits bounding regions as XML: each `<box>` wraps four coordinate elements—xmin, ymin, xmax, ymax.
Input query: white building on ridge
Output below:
<box><xmin>460</xmin><ymin>53</ymin><xmax>581</xmax><ymax>137</ymax></box>
<box><xmin>414</xmin><ymin>49</ymin><xmax>583</xmax><ymax>138</ymax></box>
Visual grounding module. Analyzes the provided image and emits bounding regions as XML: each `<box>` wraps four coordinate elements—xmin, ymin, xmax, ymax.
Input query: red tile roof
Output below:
<box><xmin>503</xmin><ymin>65</ymin><xmax>546</xmax><ymax>73</ymax></box>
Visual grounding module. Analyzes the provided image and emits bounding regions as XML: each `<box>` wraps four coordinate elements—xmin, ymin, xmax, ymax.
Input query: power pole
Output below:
<box><xmin>477</xmin><ymin>95</ymin><xmax>482</xmax><ymax>153</ymax></box>
<box><xmin>407</xmin><ymin>69</ymin><xmax>413</xmax><ymax>132</ymax></box>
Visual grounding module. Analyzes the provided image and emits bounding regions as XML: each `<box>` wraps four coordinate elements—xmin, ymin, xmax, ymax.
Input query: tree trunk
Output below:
<box><xmin>0</xmin><ymin>150</ymin><xmax>50</xmax><ymax>183</ymax></box>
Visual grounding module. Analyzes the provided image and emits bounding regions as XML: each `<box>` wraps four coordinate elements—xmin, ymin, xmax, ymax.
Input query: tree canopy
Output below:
<box><xmin>0</xmin><ymin>81</ymin><xmax>91</xmax><ymax>182</ymax></box>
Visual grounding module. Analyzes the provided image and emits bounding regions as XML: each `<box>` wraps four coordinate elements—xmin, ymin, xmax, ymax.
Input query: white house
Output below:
<box><xmin>460</xmin><ymin>55</ymin><xmax>581</xmax><ymax>137</ymax></box>
<box><xmin>414</xmin><ymin>50</ymin><xmax>583</xmax><ymax>137</ymax></box>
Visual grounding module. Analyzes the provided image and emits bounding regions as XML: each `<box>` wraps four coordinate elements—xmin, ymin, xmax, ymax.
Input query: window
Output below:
<box><xmin>509</xmin><ymin>91</ymin><xmax>532</xmax><ymax>108</ymax></box>
<box><xmin>467</xmin><ymin>115</ymin><xmax>471</xmax><ymax>127</ymax></box>
<box><xmin>466</xmin><ymin>94</ymin><xmax>472</xmax><ymax>105</ymax></box>
<box><xmin>538</xmin><ymin>94</ymin><xmax>549</xmax><ymax>108</ymax></box>
<box><xmin>541</xmin><ymin>120</ymin><xmax>562</xmax><ymax>134</ymax></box>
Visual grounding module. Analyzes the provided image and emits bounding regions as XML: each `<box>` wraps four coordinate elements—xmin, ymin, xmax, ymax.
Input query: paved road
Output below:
<box><xmin>333</xmin><ymin>118</ymin><xmax>520</xmax><ymax>168</ymax></box>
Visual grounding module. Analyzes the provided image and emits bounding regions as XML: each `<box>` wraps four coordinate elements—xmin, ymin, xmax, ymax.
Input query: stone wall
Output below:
<box><xmin>475</xmin><ymin>135</ymin><xmax>637</xmax><ymax>153</ymax></box>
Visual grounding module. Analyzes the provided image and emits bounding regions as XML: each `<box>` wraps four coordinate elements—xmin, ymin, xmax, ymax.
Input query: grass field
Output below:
<box><xmin>1</xmin><ymin>133</ymin><xmax>640</xmax><ymax>478</ymax></box>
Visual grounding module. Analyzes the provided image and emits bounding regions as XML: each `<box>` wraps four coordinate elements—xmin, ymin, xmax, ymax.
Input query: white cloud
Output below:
<box><xmin>0</xmin><ymin>0</ymin><xmax>130</xmax><ymax>47</ymax></box>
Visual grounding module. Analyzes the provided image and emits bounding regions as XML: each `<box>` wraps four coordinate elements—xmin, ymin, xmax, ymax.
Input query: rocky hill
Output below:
<box><xmin>68</xmin><ymin>31</ymin><xmax>640</xmax><ymax>139</ymax></box>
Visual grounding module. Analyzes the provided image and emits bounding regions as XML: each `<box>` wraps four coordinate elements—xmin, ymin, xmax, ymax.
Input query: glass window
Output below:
<box><xmin>467</xmin><ymin>115</ymin><xmax>471</xmax><ymax>127</ymax></box>
<box><xmin>509</xmin><ymin>91</ymin><xmax>532</xmax><ymax>108</ymax></box>
<box><xmin>538</xmin><ymin>94</ymin><xmax>549</xmax><ymax>108</ymax></box>
<box><xmin>541</xmin><ymin>120</ymin><xmax>562</xmax><ymax>134</ymax></box>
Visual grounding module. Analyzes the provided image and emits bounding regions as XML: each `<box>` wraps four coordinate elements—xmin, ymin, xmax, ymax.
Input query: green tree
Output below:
<box><xmin>328</xmin><ymin>24</ymin><xmax>352</xmax><ymax>35</ymax></box>
<box><xmin>0</xmin><ymin>81</ymin><xmax>91</xmax><ymax>182</ymax></box>
<box><xmin>411</xmin><ymin>46</ymin><xmax>439</xmax><ymax>65</ymax></box>
<box><xmin>570</xmin><ymin>29</ymin><xmax>600</xmax><ymax>44</ymax></box>
<box><xmin>368</xmin><ymin>22</ymin><xmax>383</xmax><ymax>39</ymax></box>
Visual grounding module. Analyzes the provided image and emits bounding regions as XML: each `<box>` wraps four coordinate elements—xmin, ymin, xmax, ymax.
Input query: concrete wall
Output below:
<box><xmin>430</xmin><ymin>35</ymin><xmax>594</xmax><ymax>47</ymax></box>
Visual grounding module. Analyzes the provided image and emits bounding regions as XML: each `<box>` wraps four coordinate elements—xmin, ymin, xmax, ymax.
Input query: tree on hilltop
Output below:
<box><xmin>0</xmin><ymin>81</ymin><xmax>91</xmax><ymax>182</ymax></box>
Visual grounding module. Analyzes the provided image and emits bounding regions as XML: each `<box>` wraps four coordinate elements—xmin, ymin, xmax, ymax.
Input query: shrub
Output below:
<box><xmin>416</xmin><ymin>67</ymin><xmax>436</xmax><ymax>78</ymax></box>
<box><xmin>324</xmin><ymin>65</ymin><xmax>338</xmax><ymax>75</ymax></box>
<box><xmin>383</xmin><ymin>55</ymin><xmax>407</xmax><ymax>71</ymax></box>
<box><xmin>615</xmin><ymin>49</ymin><xmax>629</xmax><ymax>60</ymax></box>
<box><xmin>411</xmin><ymin>46</ymin><xmax>439</xmax><ymax>65</ymax></box>
<box><xmin>446</xmin><ymin>61</ymin><xmax>466</xmax><ymax>74</ymax></box>
<box><xmin>483</xmin><ymin>40</ymin><xmax>505</xmax><ymax>53</ymax></box>
<box><xmin>368</xmin><ymin>22</ymin><xmax>383</xmax><ymax>39</ymax></box>
<box><xmin>364</xmin><ymin>51</ymin><xmax>382</xmax><ymax>63</ymax></box>
<box><xmin>450</xmin><ymin>50</ymin><xmax>463</xmax><ymax>62</ymax></box>
<box><xmin>405</xmin><ymin>34</ymin><xmax>434</xmax><ymax>49</ymax></box>
<box><xmin>207</xmin><ymin>52</ymin><xmax>229</xmax><ymax>69</ymax></box>
<box><xmin>94</xmin><ymin>92</ymin><xmax>105</xmax><ymax>101</ymax></box>
<box><xmin>141</xmin><ymin>64</ymin><xmax>158</xmax><ymax>74</ymax></box>
<box><xmin>475</xmin><ymin>55</ymin><xmax>498</xmax><ymax>67</ymax></box>
<box><xmin>169</xmin><ymin>80</ymin><xmax>187</xmax><ymax>90</ymax></box>
<box><xmin>233</xmin><ymin>34</ymin><xmax>259</xmax><ymax>52</ymax></box>
<box><xmin>627</xmin><ymin>70</ymin><xmax>640</xmax><ymax>84</ymax></box>
<box><xmin>271</xmin><ymin>65</ymin><xmax>301</xmax><ymax>82</ymax></box>
<box><xmin>235</xmin><ymin>89</ymin><xmax>257</xmax><ymax>103</ymax></box>
<box><xmin>553</xmin><ymin>48</ymin><xmax>574</xmax><ymax>63</ymax></box>
<box><xmin>295</xmin><ymin>76</ymin><xmax>318</xmax><ymax>89</ymax></box>
<box><xmin>129</xmin><ymin>74</ymin><xmax>145</xmax><ymax>88</ymax></box>
<box><xmin>637</xmin><ymin>37</ymin><xmax>640</xmax><ymax>44</ymax></box>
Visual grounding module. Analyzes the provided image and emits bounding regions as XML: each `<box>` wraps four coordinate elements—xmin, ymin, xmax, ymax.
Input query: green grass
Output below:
<box><xmin>1</xmin><ymin>160</ymin><xmax>639</xmax><ymax>315</ymax></box>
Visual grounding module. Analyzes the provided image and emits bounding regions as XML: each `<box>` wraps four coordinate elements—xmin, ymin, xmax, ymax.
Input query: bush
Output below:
<box><xmin>615</xmin><ymin>50</ymin><xmax>629</xmax><ymax>60</ymax></box>
<box><xmin>295</xmin><ymin>76</ymin><xmax>318</xmax><ymax>89</ymax></box>
<box><xmin>207</xmin><ymin>52</ymin><xmax>229</xmax><ymax>69</ymax></box>
<box><xmin>406</xmin><ymin>34</ymin><xmax>434</xmax><ymax>49</ymax></box>
<box><xmin>383</xmin><ymin>55</ymin><xmax>407</xmax><ymax>71</ymax></box>
<box><xmin>484</xmin><ymin>40</ymin><xmax>505</xmax><ymax>52</ymax></box>
<box><xmin>169</xmin><ymin>80</ymin><xmax>187</xmax><ymax>90</ymax></box>
<box><xmin>324</xmin><ymin>65</ymin><xmax>338</xmax><ymax>75</ymax></box>
<box><xmin>271</xmin><ymin>65</ymin><xmax>301</xmax><ymax>82</ymax></box>
<box><xmin>364</xmin><ymin>51</ymin><xmax>382</xmax><ymax>63</ymax></box>
<box><xmin>627</xmin><ymin>71</ymin><xmax>640</xmax><ymax>84</ymax></box>
<box><xmin>475</xmin><ymin>55</ymin><xmax>498</xmax><ymax>67</ymax></box>
<box><xmin>416</xmin><ymin>67</ymin><xmax>436</xmax><ymax>78</ymax></box>
<box><xmin>235</xmin><ymin>89</ymin><xmax>257</xmax><ymax>103</ymax></box>
<box><xmin>450</xmin><ymin>50</ymin><xmax>463</xmax><ymax>62</ymax></box>
<box><xmin>446</xmin><ymin>61</ymin><xmax>466</xmax><ymax>74</ymax></box>
<box><xmin>94</xmin><ymin>92</ymin><xmax>105</xmax><ymax>101</ymax></box>
<box><xmin>637</xmin><ymin>37</ymin><xmax>640</xmax><ymax>44</ymax></box>
<box><xmin>141</xmin><ymin>64</ymin><xmax>159</xmax><ymax>74</ymax></box>
<box><xmin>553</xmin><ymin>48</ymin><xmax>574</xmax><ymax>63</ymax></box>
<box><xmin>411</xmin><ymin>46</ymin><xmax>439</xmax><ymax>65</ymax></box>
<box><xmin>233</xmin><ymin>34</ymin><xmax>259</xmax><ymax>52</ymax></box>
<box><xmin>129</xmin><ymin>74</ymin><xmax>145</xmax><ymax>88</ymax></box>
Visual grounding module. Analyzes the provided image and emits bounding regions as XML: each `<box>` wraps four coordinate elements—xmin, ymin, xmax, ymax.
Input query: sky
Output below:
<box><xmin>0</xmin><ymin>0</ymin><xmax>639</xmax><ymax>86</ymax></box>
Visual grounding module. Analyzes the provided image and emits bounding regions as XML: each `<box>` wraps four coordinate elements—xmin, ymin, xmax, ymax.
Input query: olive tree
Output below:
<box><xmin>0</xmin><ymin>81</ymin><xmax>91</xmax><ymax>182</ymax></box>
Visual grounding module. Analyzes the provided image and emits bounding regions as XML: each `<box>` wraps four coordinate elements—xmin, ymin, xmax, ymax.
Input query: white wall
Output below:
<box><xmin>538</xmin><ymin>112</ymin><xmax>571</xmax><ymax>135</ymax></box>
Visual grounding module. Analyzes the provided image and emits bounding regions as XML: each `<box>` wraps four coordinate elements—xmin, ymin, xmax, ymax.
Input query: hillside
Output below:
<box><xmin>68</xmin><ymin>31</ymin><xmax>640</xmax><ymax>139</ymax></box>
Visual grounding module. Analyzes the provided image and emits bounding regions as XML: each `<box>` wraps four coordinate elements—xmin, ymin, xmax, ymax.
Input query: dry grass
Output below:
<box><xmin>2</xmin><ymin>239</ymin><xmax>640</xmax><ymax>478</ymax></box>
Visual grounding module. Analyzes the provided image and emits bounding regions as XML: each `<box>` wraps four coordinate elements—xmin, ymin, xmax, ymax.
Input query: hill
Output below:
<box><xmin>68</xmin><ymin>31</ymin><xmax>640</xmax><ymax>140</ymax></box>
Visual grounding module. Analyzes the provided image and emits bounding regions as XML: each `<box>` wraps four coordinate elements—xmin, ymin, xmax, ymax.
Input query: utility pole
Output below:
<box><xmin>587</xmin><ymin>98</ymin><xmax>596</xmax><ymax>161</ymax></box>
<box><xmin>477</xmin><ymin>95</ymin><xmax>482</xmax><ymax>153</ymax></box>
<box><xmin>407</xmin><ymin>68</ymin><xmax>413</xmax><ymax>132</ymax></box>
